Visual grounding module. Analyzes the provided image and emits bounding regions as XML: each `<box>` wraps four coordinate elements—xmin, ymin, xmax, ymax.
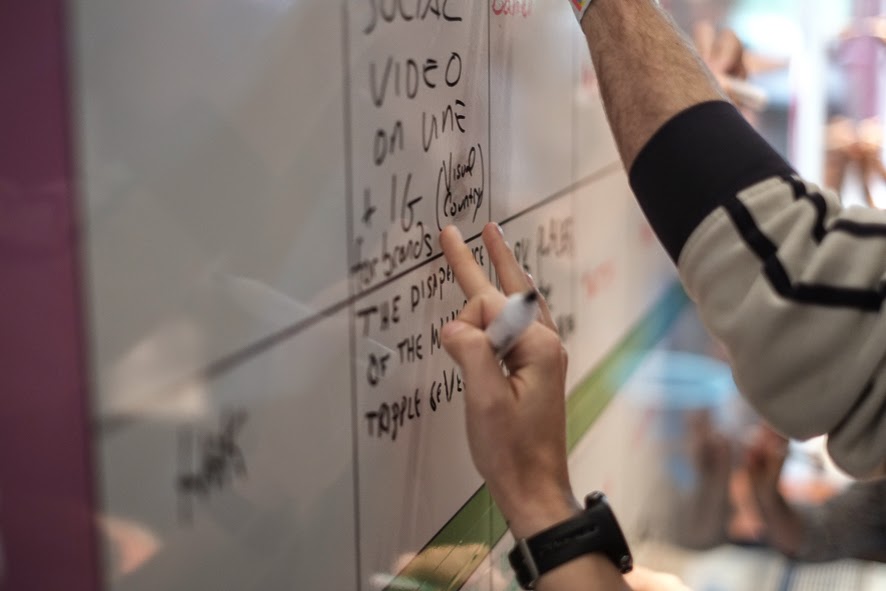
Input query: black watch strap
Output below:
<box><xmin>508</xmin><ymin>492</ymin><xmax>633</xmax><ymax>590</ymax></box>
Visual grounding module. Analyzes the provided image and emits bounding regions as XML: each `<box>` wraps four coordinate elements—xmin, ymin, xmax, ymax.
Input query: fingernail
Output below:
<box><xmin>440</xmin><ymin>225</ymin><xmax>463</xmax><ymax>246</ymax></box>
<box><xmin>495</xmin><ymin>223</ymin><xmax>504</xmax><ymax>237</ymax></box>
<box><xmin>525</xmin><ymin>272</ymin><xmax>536</xmax><ymax>288</ymax></box>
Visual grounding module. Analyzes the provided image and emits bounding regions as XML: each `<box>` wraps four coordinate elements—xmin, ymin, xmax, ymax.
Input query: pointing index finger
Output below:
<box><xmin>440</xmin><ymin>225</ymin><xmax>491</xmax><ymax>298</ymax></box>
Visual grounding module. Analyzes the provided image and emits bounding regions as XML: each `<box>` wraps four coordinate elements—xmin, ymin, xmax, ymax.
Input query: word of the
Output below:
<box><xmin>356</xmin><ymin>295</ymin><xmax>402</xmax><ymax>336</ymax></box>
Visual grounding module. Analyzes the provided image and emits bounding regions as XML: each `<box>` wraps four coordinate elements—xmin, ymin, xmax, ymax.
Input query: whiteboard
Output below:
<box><xmin>69</xmin><ymin>1</ymin><xmax>676</xmax><ymax>589</ymax></box>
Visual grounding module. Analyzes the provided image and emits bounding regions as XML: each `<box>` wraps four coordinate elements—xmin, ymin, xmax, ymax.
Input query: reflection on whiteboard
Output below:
<box><xmin>70</xmin><ymin>1</ymin><xmax>675</xmax><ymax>589</ymax></box>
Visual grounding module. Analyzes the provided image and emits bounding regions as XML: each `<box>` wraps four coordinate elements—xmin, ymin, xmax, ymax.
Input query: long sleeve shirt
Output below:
<box><xmin>630</xmin><ymin>101</ymin><xmax>886</xmax><ymax>479</ymax></box>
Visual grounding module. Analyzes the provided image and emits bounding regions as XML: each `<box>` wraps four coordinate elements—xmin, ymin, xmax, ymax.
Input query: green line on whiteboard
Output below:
<box><xmin>566</xmin><ymin>283</ymin><xmax>690</xmax><ymax>451</ymax></box>
<box><xmin>387</xmin><ymin>282</ymin><xmax>689</xmax><ymax>591</ymax></box>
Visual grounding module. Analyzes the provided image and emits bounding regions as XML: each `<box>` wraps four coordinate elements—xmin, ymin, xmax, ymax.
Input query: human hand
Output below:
<box><xmin>692</xmin><ymin>22</ymin><xmax>768</xmax><ymax>111</ymax></box>
<box><xmin>744</xmin><ymin>424</ymin><xmax>789</xmax><ymax>502</ymax></box>
<box><xmin>439</xmin><ymin>223</ymin><xmax>578</xmax><ymax>539</ymax></box>
<box><xmin>694</xmin><ymin>22</ymin><xmax>747</xmax><ymax>81</ymax></box>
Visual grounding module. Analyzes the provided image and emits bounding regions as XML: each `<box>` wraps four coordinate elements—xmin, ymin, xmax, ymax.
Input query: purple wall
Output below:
<box><xmin>0</xmin><ymin>1</ymin><xmax>101</xmax><ymax>589</ymax></box>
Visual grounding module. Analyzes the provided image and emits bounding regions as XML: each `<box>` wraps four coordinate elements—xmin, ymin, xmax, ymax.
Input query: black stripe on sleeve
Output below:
<box><xmin>832</xmin><ymin>219</ymin><xmax>886</xmax><ymax>238</ymax></box>
<box><xmin>629</xmin><ymin>101</ymin><xmax>794</xmax><ymax>263</ymax></box>
<box><xmin>724</xmin><ymin>197</ymin><xmax>885</xmax><ymax>311</ymax></box>
<box><xmin>781</xmin><ymin>174</ymin><xmax>886</xmax><ymax>240</ymax></box>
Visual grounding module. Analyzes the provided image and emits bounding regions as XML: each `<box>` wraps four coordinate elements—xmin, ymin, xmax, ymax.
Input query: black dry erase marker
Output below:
<box><xmin>485</xmin><ymin>290</ymin><xmax>539</xmax><ymax>358</ymax></box>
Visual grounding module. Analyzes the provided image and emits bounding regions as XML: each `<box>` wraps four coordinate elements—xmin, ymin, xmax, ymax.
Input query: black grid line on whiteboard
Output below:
<box><xmin>97</xmin><ymin>162</ymin><xmax>621</xmax><ymax>435</ymax></box>
<box><xmin>341</xmin><ymin>3</ymin><xmax>363</xmax><ymax>589</ymax></box>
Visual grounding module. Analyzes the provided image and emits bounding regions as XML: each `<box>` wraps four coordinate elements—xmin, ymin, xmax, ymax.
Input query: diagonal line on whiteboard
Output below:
<box><xmin>98</xmin><ymin>162</ymin><xmax>622</xmax><ymax>434</ymax></box>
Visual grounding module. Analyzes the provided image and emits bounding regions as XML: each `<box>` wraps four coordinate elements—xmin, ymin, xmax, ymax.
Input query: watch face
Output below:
<box><xmin>509</xmin><ymin>491</ymin><xmax>633</xmax><ymax>587</ymax></box>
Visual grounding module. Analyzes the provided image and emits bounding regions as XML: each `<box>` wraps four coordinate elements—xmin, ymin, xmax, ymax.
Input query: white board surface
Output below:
<box><xmin>70</xmin><ymin>1</ymin><xmax>675</xmax><ymax>589</ymax></box>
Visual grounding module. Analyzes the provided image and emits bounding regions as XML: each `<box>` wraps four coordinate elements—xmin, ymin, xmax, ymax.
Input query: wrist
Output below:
<box><xmin>503</xmin><ymin>490</ymin><xmax>582</xmax><ymax>539</ymax></box>
<box><xmin>507</xmin><ymin>492</ymin><xmax>634</xmax><ymax>589</ymax></box>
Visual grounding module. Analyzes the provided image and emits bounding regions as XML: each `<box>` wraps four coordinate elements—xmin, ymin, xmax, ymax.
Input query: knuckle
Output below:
<box><xmin>537</xmin><ymin>330</ymin><xmax>564</xmax><ymax>362</ymax></box>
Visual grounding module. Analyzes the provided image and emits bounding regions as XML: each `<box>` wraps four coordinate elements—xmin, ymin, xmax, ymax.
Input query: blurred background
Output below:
<box><xmin>668</xmin><ymin>0</ymin><xmax>886</xmax><ymax>207</ymax></box>
<box><xmin>620</xmin><ymin>3</ymin><xmax>886</xmax><ymax>588</ymax></box>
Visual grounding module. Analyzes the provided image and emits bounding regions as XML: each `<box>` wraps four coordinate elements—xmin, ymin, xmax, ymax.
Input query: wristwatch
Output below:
<box><xmin>508</xmin><ymin>492</ymin><xmax>633</xmax><ymax>590</ymax></box>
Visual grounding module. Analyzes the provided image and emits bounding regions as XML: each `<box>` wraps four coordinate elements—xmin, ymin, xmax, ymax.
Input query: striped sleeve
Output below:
<box><xmin>630</xmin><ymin>101</ymin><xmax>886</xmax><ymax>479</ymax></box>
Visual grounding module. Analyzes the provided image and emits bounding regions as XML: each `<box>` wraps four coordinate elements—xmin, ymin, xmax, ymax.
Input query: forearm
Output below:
<box><xmin>578</xmin><ymin>3</ymin><xmax>886</xmax><ymax>478</ymax></box>
<box><xmin>581</xmin><ymin>0</ymin><xmax>725</xmax><ymax>169</ymax></box>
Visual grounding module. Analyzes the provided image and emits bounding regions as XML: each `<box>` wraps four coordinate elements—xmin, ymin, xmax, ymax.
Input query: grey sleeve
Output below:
<box><xmin>794</xmin><ymin>483</ymin><xmax>886</xmax><ymax>562</ymax></box>
<box><xmin>629</xmin><ymin>101</ymin><xmax>886</xmax><ymax>478</ymax></box>
<box><xmin>678</xmin><ymin>177</ymin><xmax>886</xmax><ymax>478</ymax></box>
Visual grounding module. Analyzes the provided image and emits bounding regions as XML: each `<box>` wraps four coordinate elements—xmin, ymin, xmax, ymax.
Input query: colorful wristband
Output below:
<box><xmin>569</xmin><ymin>0</ymin><xmax>592</xmax><ymax>22</ymax></box>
